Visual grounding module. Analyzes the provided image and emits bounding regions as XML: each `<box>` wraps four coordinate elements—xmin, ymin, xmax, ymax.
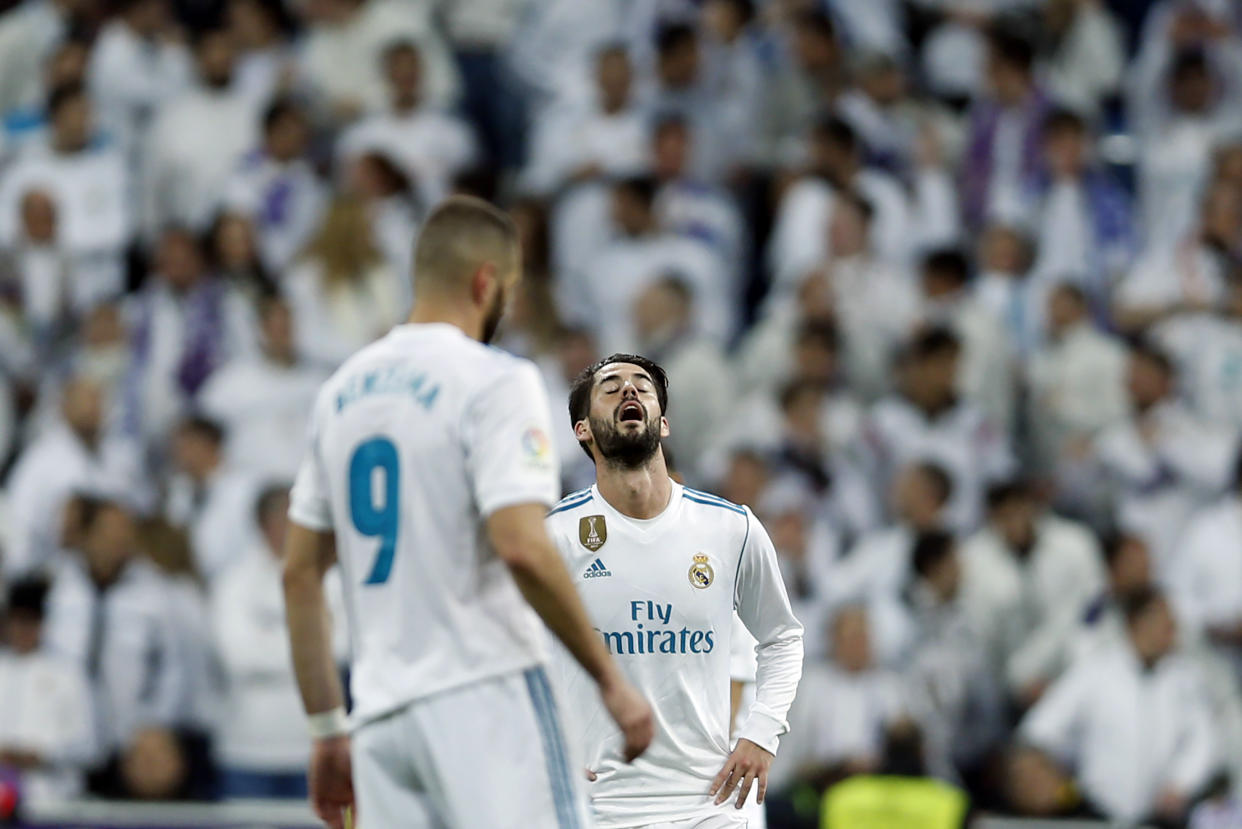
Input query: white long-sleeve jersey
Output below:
<box><xmin>546</xmin><ymin>482</ymin><xmax>804</xmax><ymax>828</ymax></box>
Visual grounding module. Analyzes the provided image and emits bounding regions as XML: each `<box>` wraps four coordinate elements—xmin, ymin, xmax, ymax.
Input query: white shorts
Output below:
<box><xmin>633</xmin><ymin>816</ymin><xmax>749</xmax><ymax>829</ymax></box>
<box><xmin>351</xmin><ymin>666</ymin><xmax>591</xmax><ymax>829</ymax></box>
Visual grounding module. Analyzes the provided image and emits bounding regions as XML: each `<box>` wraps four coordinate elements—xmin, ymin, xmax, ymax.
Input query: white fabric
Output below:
<box><xmin>521</xmin><ymin>103</ymin><xmax>648</xmax><ymax>196</ymax></box>
<box><xmin>165</xmin><ymin>465</ymin><xmax>261</xmax><ymax>582</ymax></box>
<box><xmin>1022</xmin><ymin>643</ymin><xmax>1218</xmax><ymax>823</ymax></box>
<box><xmin>1039</xmin><ymin>3</ymin><xmax>1125</xmax><ymax>115</ymax></box>
<box><xmin>1153</xmin><ymin>313</ymin><xmax>1242</xmax><ymax>430</ymax></box>
<box><xmin>196</xmin><ymin>356</ymin><xmax>328</xmax><ymax>480</ymax></box>
<box><xmin>1169</xmin><ymin>498</ymin><xmax>1242</xmax><ymax>646</ymax></box>
<box><xmin>283</xmin><ymin>260</ymin><xmax>407</xmax><ymax>369</ymax></box>
<box><xmin>920</xmin><ymin>293</ymin><xmax>1017</xmax><ymax>435</ymax></box>
<box><xmin>546</xmin><ymin>483</ymin><xmax>803</xmax><ymax>828</ymax></box>
<box><xmin>350</xmin><ymin>666</ymin><xmax>591</xmax><ymax>829</ymax></box>
<box><xmin>958</xmin><ymin>516</ymin><xmax>1106</xmax><ymax>691</ymax></box>
<box><xmin>219</xmin><ymin>153</ymin><xmax>326</xmax><ymax>272</ymax></box>
<box><xmin>0</xmin><ymin>648</ymin><xmax>95</xmax><ymax>803</ymax></box>
<box><xmin>0</xmin><ymin>0</ymin><xmax>65</xmax><ymax>114</ymax></box>
<box><xmin>1117</xmin><ymin>241</ymin><xmax>1231</xmax><ymax>317</ymax></box>
<box><xmin>288</xmin><ymin>323</ymin><xmax>560</xmax><ymax>724</ymax></box>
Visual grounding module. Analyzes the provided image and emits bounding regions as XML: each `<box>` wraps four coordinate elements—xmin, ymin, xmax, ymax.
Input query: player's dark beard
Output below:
<box><xmin>589</xmin><ymin>409</ymin><xmax>661</xmax><ymax>469</ymax></box>
<box><xmin>481</xmin><ymin>285</ymin><xmax>506</xmax><ymax>344</ymax></box>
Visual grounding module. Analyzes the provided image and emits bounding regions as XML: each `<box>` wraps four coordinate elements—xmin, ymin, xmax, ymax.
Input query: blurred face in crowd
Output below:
<box><xmin>20</xmin><ymin>190</ymin><xmax>57</xmax><ymax>244</ymax></box>
<box><xmin>61</xmin><ymin>376</ymin><xmax>105</xmax><ymax>445</ymax></box>
<box><xmin>266</xmin><ymin>106</ymin><xmax>309</xmax><ymax>162</ymax></box>
<box><xmin>652</xmin><ymin>121</ymin><xmax>690</xmax><ymax>181</ymax></box>
<box><xmin>172</xmin><ymin>427</ymin><xmax>221</xmax><ymax>481</ymax></box>
<box><xmin>922</xmin><ymin>265</ymin><xmax>967</xmax><ymax>301</ymax></box>
<box><xmin>157</xmin><ymin>229</ymin><xmax>206</xmax><ymax>292</ymax></box>
<box><xmin>1214</xmin><ymin>143</ymin><xmax>1242</xmax><ymax>188</ymax></box>
<box><xmin>4</xmin><ymin>610</ymin><xmax>42</xmax><ymax>656</ymax></box>
<box><xmin>611</xmin><ymin>186</ymin><xmax>653</xmax><ymax>237</ymax></box>
<box><xmin>1128</xmin><ymin>596</ymin><xmax>1177</xmax><ymax>665</ymax></box>
<box><xmin>769</xmin><ymin>508</ymin><xmax>808</xmax><ymax>562</ymax></box>
<box><xmin>1200</xmin><ymin>182</ymin><xmax>1242</xmax><ymax>246</ymax></box>
<box><xmin>633</xmin><ymin>279</ymin><xmax>690</xmax><ymax>348</ymax></box>
<box><xmin>793</xmin><ymin>334</ymin><xmax>838</xmax><ymax>385</ymax></box>
<box><xmin>809</xmin><ymin>133</ymin><xmax>857</xmax><ymax>183</ymax></box>
<box><xmin>832</xmin><ymin>607</ymin><xmax>871</xmax><ymax>672</ymax></box>
<box><xmin>385</xmin><ymin>44</ymin><xmax>422</xmax><ymax>109</ymax></box>
<box><xmin>51</xmin><ymin>90</ymin><xmax>92</xmax><ymax>154</ymax></box>
<box><xmin>123</xmin><ymin>728</ymin><xmax>186</xmax><ymax>800</ymax></box>
<box><xmin>1044</xmin><ymin>123</ymin><xmax>1088</xmax><ymax>180</ymax></box>
<box><xmin>125</xmin><ymin>0</ymin><xmax>171</xmax><ymax>38</ymax></box>
<box><xmin>990</xmin><ymin>493</ymin><xmax>1038</xmax><ymax>553</ymax></box>
<box><xmin>781</xmin><ymin>382</ymin><xmax>824</xmax><ymax>446</ymax></box>
<box><xmin>558</xmin><ymin>329</ymin><xmax>598</xmax><ymax>382</ymax></box>
<box><xmin>260</xmin><ymin>299</ymin><xmax>296</xmax><ymax>364</ymax></box>
<box><xmin>797</xmin><ymin>271</ymin><xmax>836</xmax><ymax>322</ymax></box>
<box><xmin>213</xmin><ymin>213</ymin><xmax>258</xmax><ymax>270</ymax></box>
<box><xmin>702</xmin><ymin>0</ymin><xmax>747</xmax><ymax>43</ymax></box>
<box><xmin>722</xmin><ymin>451</ymin><xmax>768</xmax><ymax>509</ymax></box>
<box><xmin>227</xmin><ymin>0</ymin><xmax>277</xmax><ymax>49</ymax></box>
<box><xmin>922</xmin><ymin>545</ymin><xmax>961</xmax><ymax>602</ymax></box>
<box><xmin>657</xmin><ymin>34</ymin><xmax>698</xmax><ymax>90</ymax></box>
<box><xmin>978</xmin><ymin>225</ymin><xmax>1030</xmax><ymax>276</ymax></box>
<box><xmin>793</xmin><ymin>25</ymin><xmax>837</xmax><ymax>72</ymax></box>
<box><xmin>196</xmin><ymin>29</ymin><xmax>236</xmax><ymax>89</ymax></box>
<box><xmin>1126</xmin><ymin>352</ymin><xmax>1173</xmax><ymax>412</ymax></box>
<box><xmin>576</xmin><ymin>362</ymin><xmax>668</xmax><ymax>468</ymax></box>
<box><xmin>84</xmin><ymin>503</ymin><xmax>137</xmax><ymax>585</ymax></box>
<box><xmin>827</xmin><ymin>199</ymin><xmax>869</xmax><ymax>259</ymax></box>
<box><xmin>859</xmin><ymin>59</ymin><xmax>904</xmax><ymax>107</ymax></box>
<box><xmin>1047</xmin><ymin>284</ymin><xmax>1088</xmax><ymax>336</ymax></box>
<box><xmin>596</xmin><ymin>47</ymin><xmax>632</xmax><ymax>113</ymax></box>
<box><xmin>893</xmin><ymin>465</ymin><xmax>946</xmax><ymax>529</ymax></box>
<box><xmin>1109</xmin><ymin>535</ymin><xmax>1151</xmax><ymax>597</ymax></box>
<box><xmin>1171</xmin><ymin>60</ymin><xmax>1213</xmax><ymax>114</ymax></box>
<box><xmin>83</xmin><ymin>302</ymin><xmax>126</xmax><ymax>349</ymax></box>
<box><xmin>46</xmin><ymin>40</ymin><xmax>89</xmax><ymax>90</ymax></box>
<box><xmin>986</xmin><ymin>47</ymin><xmax>1031</xmax><ymax>107</ymax></box>
<box><xmin>904</xmin><ymin>347</ymin><xmax>959</xmax><ymax>411</ymax></box>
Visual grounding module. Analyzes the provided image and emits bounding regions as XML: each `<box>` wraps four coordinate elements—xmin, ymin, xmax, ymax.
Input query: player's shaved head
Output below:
<box><xmin>413</xmin><ymin>195</ymin><xmax>518</xmax><ymax>296</ymax></box>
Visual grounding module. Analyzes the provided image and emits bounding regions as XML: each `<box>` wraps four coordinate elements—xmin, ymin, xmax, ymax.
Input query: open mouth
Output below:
<box><xmin>618</xmin><ymin>401</ymin><xmax>645</xmax><ymax>423</ymax></box>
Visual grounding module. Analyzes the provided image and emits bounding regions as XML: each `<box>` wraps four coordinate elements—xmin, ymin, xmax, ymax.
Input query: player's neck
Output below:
<box><xmin>407</xmin><ymin>301</ymin><xmax>483</xmax><ymax>342</ymax></box>
<box><xmin>596</xmin><ymin>457</ymin><xmax>673</xmax><ymax>520</ymax></box>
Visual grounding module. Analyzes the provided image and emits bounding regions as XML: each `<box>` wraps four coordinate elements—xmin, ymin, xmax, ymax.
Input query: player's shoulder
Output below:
<box><xmin>681</xmin><ymin>485</ymin><xmax>750</xmax><ymax>530</ymax></box>
<box><xmin>546</xmin><ymin>486</ymin><xmax>596</xmax><ymax>520</ymax></box>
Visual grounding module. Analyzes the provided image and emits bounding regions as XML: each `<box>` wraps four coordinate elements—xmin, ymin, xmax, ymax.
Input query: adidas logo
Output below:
<box><xmin>583</xmin><ymin>558</ymin><xmax>612</xmax><ymax>579</ymax></box>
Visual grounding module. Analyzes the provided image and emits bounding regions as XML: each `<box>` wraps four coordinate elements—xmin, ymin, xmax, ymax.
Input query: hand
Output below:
<box><xmin>1154</xmin><ymin>787</ymin><xmax>1187</xmax><ymax>819</ymax></box>
<box><xmin>585</xmin><ymin>768</ymin><xmax>597</xmax><ymax>781</ymax></box>
<box><xmin>599</xmin><ymin>675</ymin><xmax>655</xmax><ymax>763</ymax></box>
<box><xmin>308</xmin><ymin>735</ymin><xmax>354</xmax><ymax>829</ymax></box>
<box><xmin>711</xmin><ymin>738</ymin><xmax>774</xmax><ymax>808</ymax></box>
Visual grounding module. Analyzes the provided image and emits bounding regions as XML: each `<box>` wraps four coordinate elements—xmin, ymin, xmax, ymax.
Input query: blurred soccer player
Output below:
<box><xmin>282</xmin><ymin>197</ymin><xmax>653</xmax><ymax>829</ymax></box>
<box><xmin>547</xmin><ymin>354</ymin><xmax>804</xmax><ymax>828</ymax></box>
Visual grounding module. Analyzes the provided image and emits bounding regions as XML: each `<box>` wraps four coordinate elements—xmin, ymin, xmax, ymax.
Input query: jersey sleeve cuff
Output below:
<box><xmin>288</xmin><ymin>502</ymin><xmax>333</xmax><ymax>533</ymax></box>
<box><xmin>737</xmin><ymin>711</ymin><xmax>786</xmax><ymax>756</ymax></box>
<box><xmin>478</xmin><ymin>487</ymin><xmax>558</xmax><ymax>517</ymax></box>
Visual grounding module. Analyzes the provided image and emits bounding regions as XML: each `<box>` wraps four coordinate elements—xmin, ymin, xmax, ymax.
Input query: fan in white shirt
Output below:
<box><xmin>547</xmin><ymin>354</ymin><xmax>803</xmax><ymax>829</ymax></box>
<box><xmin>1021</xmin><ymin>586</ymin><xmax>1219</xmax><ymax>826</ymax></box>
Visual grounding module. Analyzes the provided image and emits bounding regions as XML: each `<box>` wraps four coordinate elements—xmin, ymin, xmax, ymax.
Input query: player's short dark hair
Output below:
<box><xmin>988</xmin><ymin>22</ymin><xmax>1035</xmax><ymax>73</ymax></box>
<box><xmin>913</xmin><ymin>461</ymin><xmax>953</xmax><ymax>506</ymax></box>
<box><xmin>923</xmin><ymin>247</ymin><xmax>971</xmax><ymax>285</ymax></box>
<box><xmin>612</xmin><ymin>175</ymin><xmax>659</xmax><ymax>210</ymax></box>
<box><xmin>911</xmin><ymin>530</ymin><xmax>956</xmax><ymax>579</ymax></box>
<box><xmin>907</xmin><ymin>327</ymin><xmax>961</xmax><ymax>361</ymax></box>
<box><xmin>568</xmin><ymin>353</ymin><xmax>671</xmax><ymax>460</ymax></box>
<box><xmin>262</xmin><ymin>95</ymin><xmax>305</xmax><ymax>134</ymax></box>
<box><xmin>6</xmin><ymin>578</ymin><xmax>50</xmax><ymax>620</ymax></box>
<box><xmin>178</xmin><ymin>414</ymin><xmax>226</xmax><ymax>447</ymax></box>
<box><xmin>1121</xmin><ymin>584</ymin><xmax>1165</xmax><ymax>626</ymax></box>
<box><xmin>47</xmin><ymin>81</ymin><xmax>87</xmax><ymax>118</ymax></box>
<box><xmin>655</xmin><ymin>22</ymin><xmax>696</xmax><ymax>57</ymax></box>
<box><xmin>986</xmin><ymin>479</ymin><xmax>1033</xmax><ymax>512</ymax></box>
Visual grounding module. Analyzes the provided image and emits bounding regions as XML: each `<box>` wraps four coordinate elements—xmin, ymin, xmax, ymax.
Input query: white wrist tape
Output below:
<box><xmin>307</xmin><ymin>707</ymin><xmax>350</xmax><ymax>739</ymax></box>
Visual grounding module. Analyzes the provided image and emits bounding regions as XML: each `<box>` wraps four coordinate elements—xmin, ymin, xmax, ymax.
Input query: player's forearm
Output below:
<box><xmin>506</xmin><ymin>545</ymin><xmax>621</xmax><ymax>689</ymax></box>
<box><xmin>283</xmin><ymin>526</ymin><xmax>345</xmax><ymax>716</ymax></box>
<box><xmin>740</xmin><ymin>633</ymin><xmax>804</xmax><ymax>754</ymax></box>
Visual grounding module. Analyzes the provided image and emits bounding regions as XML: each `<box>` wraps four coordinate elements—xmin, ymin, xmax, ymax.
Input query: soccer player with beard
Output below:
<box><xmin>283</xmin><ymin>199</ymin><xmax>653</xmax><ymax>829</ymax></box>
<box><xmin>546</xmin><ymin>354</ymin><xmax>804</xmax><ymax>829</ymax></box>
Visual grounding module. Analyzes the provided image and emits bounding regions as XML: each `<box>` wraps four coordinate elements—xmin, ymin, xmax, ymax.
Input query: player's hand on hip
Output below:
<box><xmin>711</xmin><ymin>738</ymin><xmax>774</xmax><ymax>809</ymax></box>
<box><xmin>599</xmin><ymin>675</ymin><xmax>655</xmax><ymax>762</ymax></box>
<box><xmin>309</xmin><ymin>735</ymin><xmax>355</xmax><ymax>829</ymax></box>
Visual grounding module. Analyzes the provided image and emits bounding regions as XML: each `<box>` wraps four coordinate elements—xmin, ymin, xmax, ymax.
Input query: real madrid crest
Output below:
<box><xmin>579</xmin><ymin>515</ymin><xmax>607</xmax><ymax>551</ymax></box>
<box><xmin>688</xmin><ymin>553</ymin><xmax>714</xmax><ymax>589</ymax></box>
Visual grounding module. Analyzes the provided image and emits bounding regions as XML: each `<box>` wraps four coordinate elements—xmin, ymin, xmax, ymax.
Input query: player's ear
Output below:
<box><xmin>574</xmin><ymin>418</ymin><xmax>592</xmax><ymax>445</ymax></box>
<box><xmin>470</xmin><ymin>262</ymin><xmax>496</xmax><ymax>306</ymax></box>
<box><xmin>659</xmin><ymin>416</ymin><xmax>670</xmax><ymax>438</ymax></box>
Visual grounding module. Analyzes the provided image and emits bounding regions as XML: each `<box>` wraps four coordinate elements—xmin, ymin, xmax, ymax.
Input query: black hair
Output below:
<box><xmin>986</xmin><ymin>479</ymin><xmax>1032</xmax><ymax>512</ymax></box>
<box><xmin>1171</xmin><ymin>47</ymin><xmax>1210</xmax><ymax>81</ymax></box>
<box><xmin>795</xmin><ymin>319</ymin><xmax>840</xmax><ymax>352</ymax></box>
<box><xmin>47</xmin><ymin>81</ymin><xmax>87</xmax><ymax>118</ymax></box>
<box><xmin>812</xmin><ymin>115</ymin><xmax>858</xmax><ymax>154</ymax></box>
<box><xmin>6</xmin><ymin>578</ymin><xmax>50</xmax><ymax>620</ymax></box>
<box><xmin>1042</xmin><ymin>107</ymin><xmax>1087</xmax><ymax>138</ymax></box>
<box><xmin>655</xmin><ymin>22</ymin><xmax>696</xmax><ymax>57</ymax></box>
<box><xmin>1120</xmin><ymin>584</ymin><xmax>1165</xmax><ymax>625</ymax></box>
<box><xmin>922</xmin><ymin>247</ymin><xmax>971</xmax><ymax>285</ymax></box>
<box><xmin>711</xmin><ymin>0</ymin><xmax>754</xmax><ymax>25</ymax></box>
<box><xmin>907</xmin><ymin>326</ymin><xmax>961</xmax><ymax>361</ymax></box>
<box><xmin>1129</xmin><ymin>338</ymin><xmax>1175</xmax><ymax>377</ymax></box>
<box><xmin>568</xmin><ymin>353</ymin><xmax>671</xmax><ymax>460</ymax></box>
<box><xmin>913</xmin><ymin>461</ymin><xmax>953</xmax><ymax>506</ymax></box>
<box><xmin>74</xmin><ymin>493</ymin><xmax>129</xmax><ymax>536</ymax></box>
<box><xmin>988</xmin><ymin>22</ymin><xmax>1035</xmax><ymax>73</ymax></box>
<box><xmin>612</xmin><ymin>175</ymin><xmax>659</xmax><ymax>211</ymax></box>
<box><xmin>793</xmin><ymin>9</ymin><xmax>835</xmax><ymax>40</ymax></box>
<box><xmin>191</xmin><ymin>23</ymin><xmax>231</xmax><ymax>52</ymax></box>
<box><xmin>1100</xmin><ymin>530</ymin><xmax>1142</xmax><ymax>569</ymax></box>
<box><xmin>911</xmin><ymin>530</ymin><xmax>956</xmax><ymax>579</ymax></box>
<box><xmin>382</xmin><ymin>38</ymin><xmax>420</xmax><ymax>67</ymax></box>
<box><xmin>178</xmin><ymin>414</ymin><xmax>226</xmax><ymax>447</ymax></box>
<box><xmin>1052</xmin><ymin>281</ymin><xmax>1087</xmax><ymax>307</ymax></box>
<box><xmin>262</xmin><ymin>95</ymin><xmax>305</xmax><ymax>134</ymax></box>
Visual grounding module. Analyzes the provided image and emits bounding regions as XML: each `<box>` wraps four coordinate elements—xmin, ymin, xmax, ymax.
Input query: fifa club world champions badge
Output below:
<box><xmin>580</xmin><ymin>515</ymin><xmax>607</xmax><ymax>551</ymax></box>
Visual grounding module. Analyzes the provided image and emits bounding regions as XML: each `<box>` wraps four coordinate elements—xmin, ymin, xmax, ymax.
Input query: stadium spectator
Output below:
<box><xmin>141</xmin><ymin>26</ymin><xmax>257</xmax><ymax>238</ymax></box>
<box><xmin>3</xmin><ymin>373</ymin><xmax>140</xmax><ymax>579</ymax></box>
<box><xmin>1020</xmin><ymin>586</ymin><xmax>1219</xmax><ymax>825</ymax></box>
<box><xmin>224</xmin><ymin>0</ymin><xmax>293</xmax><ymax>106</ymax></box>
<box><xmin>338</xmin><ymin>40</ymin><xmax>478</xmax><ymax>211</ymax></box>
<box><xmin>0</xmin><ymin>36</ymin><xmax>92</xmax><ymax>157</ymax></box>
<box><xmin>0</xmin><ymin>82</ymin><xmax>131</xmax><ymax>311</ymax></box>
<box><xmin>1073</xmin><ymin>532</ymin><xmax>1156</xmax><ymax>662</ymax></box>
<box><xmin>205</xmin><ymin>211</ymin><xmax>276</xmax><ymax>305</ymax></box>
<box><xmin>1151</xmin><ymin>278</ymin><xmax>1242</xmax><ymax>431</ymax></box>
<box><xmin>958</xmin><ymin>481</ymin><xmax>1106</xmax><ymax>703</ymax></box>
<box><xmin>284</xmin><ymin>196</ymin><xmax>405</xmax><ymax>368</ymax></box>
<box><xmin>0</xmin><ymin>0</ymin><xmax>82</xmax><ymax>118</ymax></box>
<box><xmin>865</xmin><ymin>327</ymin><xmax>1013</xmax><ymax>532</ymax></box>
<box><xmin>220</xmin><ymin>96</ymin><xmax>325</xmax><ymax>273</ymax></box>
<box><xmin>164</xmin><ymin>415</ymin><xmax>258</xmax><ymax>581</ymax></box>
<box><xmin>1038</xmin><ymin>0</ymin><xmax>1126</xmax><ymax>116</ymax></box>
<box><xmin>0</xmin><ymin>578</ymin><xmax>95</xmax><ymax>804</ymax></box>
<box><xmin>759</xmin><ymin>10</ymin><xmax>845</xmax><ymax>167</ymax></box>
<box><xmin>971</xmin><ymin>223</ymin><xmax>1042</xmax><ymax>358</ymax></box>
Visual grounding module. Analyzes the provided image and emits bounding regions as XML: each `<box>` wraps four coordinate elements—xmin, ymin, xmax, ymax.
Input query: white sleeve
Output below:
<box><xmin>288</xmin><ymin>391</ymin><xmax>334</xmax><ymax>532</ymax></box>
<box><xmin>463</xmin><ymin>360</ymin><xmax>560</xmax><ymax>517</ymax></box>
<box><xmin>733</xmin><ymin>508</ymin><xmax>805</xmax><ymax>755</ymax></box>
<box><xmin>1166</xmin><ymin>665</ymin><xmax>1218</xmax><ymax>795</ymax></box>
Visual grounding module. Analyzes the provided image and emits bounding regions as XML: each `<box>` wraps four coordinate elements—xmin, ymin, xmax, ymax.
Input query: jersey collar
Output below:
<box><xmin>590</xmin><ymin>480</ymin><xmax>684</xmax><ymax>541</ymax></box>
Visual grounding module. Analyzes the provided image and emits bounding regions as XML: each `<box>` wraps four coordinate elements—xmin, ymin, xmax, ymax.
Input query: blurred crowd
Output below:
<box><xmin>0</xmin><ymin>0</ymin><xmax>1241</xmax><ymax>825</ymax></box>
